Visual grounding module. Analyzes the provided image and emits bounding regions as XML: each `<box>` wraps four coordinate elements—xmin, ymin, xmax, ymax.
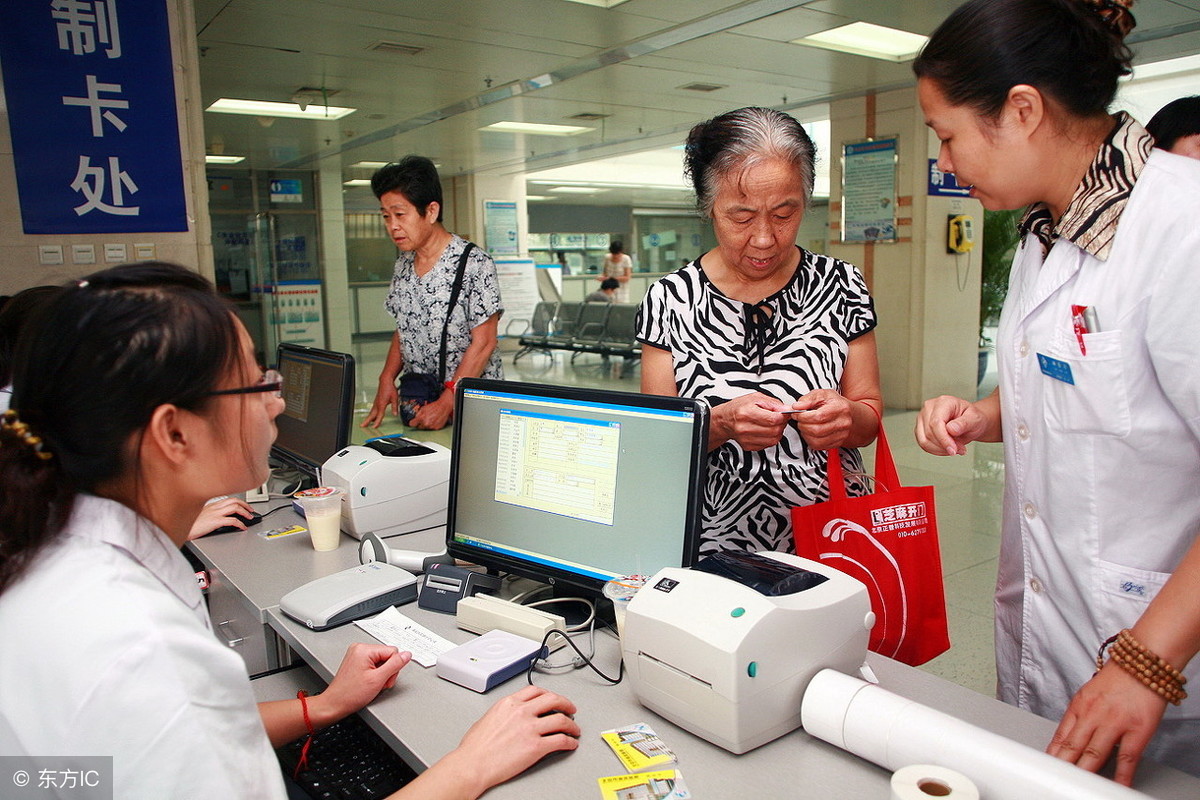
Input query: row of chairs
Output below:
<box><xmin>508</xmin><ymin>300</ymin><xmax>641</xmax><ymax>372</ymax></box>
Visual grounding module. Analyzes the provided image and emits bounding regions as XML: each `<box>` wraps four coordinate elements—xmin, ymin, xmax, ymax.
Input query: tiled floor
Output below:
<box><xmin>347</xmin><ymin>340</ymin><xmax>1006</xmax><ymax>698</ymax></box>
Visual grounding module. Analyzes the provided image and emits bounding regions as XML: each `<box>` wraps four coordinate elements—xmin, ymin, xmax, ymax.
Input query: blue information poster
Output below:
<box><xmin>841</xmin><ymin>137</ymin><xmax>898</xmax><ymax>243</ymax></box>
<box><xmin>0</xmin><ymin>0</ymin><xmax>188</xmax><ymax>233</ymax></box>
<box><xmin>484</xmin><ymin>200</ymin><xmax>520</xmax><ymax>256</ymax></box>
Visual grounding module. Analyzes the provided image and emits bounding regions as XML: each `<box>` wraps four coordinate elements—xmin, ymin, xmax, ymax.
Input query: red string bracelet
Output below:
<box><xmin>294</xmin><ymin>690</ymin><xmax>316</xmax><ymax>778</ymax></box>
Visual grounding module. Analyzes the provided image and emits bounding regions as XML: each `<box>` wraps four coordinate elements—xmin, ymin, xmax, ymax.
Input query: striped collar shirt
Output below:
<box><xmin>1018</xmin><ymin>112</ymin><xmax>1153</xmax><ymax>261</ymax></box>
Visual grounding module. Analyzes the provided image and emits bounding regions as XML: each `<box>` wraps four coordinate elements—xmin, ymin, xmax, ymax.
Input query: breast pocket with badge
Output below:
<box><xmin>1040</xmin><ymin>327</ymin><xmax>1130</xmax><ymax>437</ymax></box>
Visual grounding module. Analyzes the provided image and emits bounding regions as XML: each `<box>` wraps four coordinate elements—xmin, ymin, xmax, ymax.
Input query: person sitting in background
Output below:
<box><xmin>599</xmin><ymin>241</ymin><xmax>632</xmax><ymax>302</ymax></box>
<box><xmin>0</xmin><ymin>262</ymin><xmax>579</xmax><ymax>798</ymax></box>
<box><xmin>1146</xmin><ymin>95</ymin><xmax>1200</xmax><ymax>159</ymax></box>
<box><xmin>637</xmin><ymin>106</ymin><xmax>881</xmax><ymax>555</ymax></box>
<box><xmin>586</xmin><ymin>277</ymin><xmax>620</xmax><ymax>303</ymax></box>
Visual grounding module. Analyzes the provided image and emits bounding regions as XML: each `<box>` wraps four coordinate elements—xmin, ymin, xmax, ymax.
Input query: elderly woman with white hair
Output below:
<box><xmin>636</xmin><ymin>106</ymin><xmax>882</xmax><ymax>555</ymax></box>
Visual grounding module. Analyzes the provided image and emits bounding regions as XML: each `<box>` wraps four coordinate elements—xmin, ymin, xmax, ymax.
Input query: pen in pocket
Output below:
<box><xmin>1071</xmin><ymin>304</ymin><xmax>1102</xmax><ymax>355</ymax></box>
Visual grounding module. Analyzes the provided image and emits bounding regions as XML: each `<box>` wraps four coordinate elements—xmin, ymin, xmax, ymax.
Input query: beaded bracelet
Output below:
<box><xmin>1097</xmin><ymin>629</ymin><xmax>1188</xmax><ymax>706</ymax></box>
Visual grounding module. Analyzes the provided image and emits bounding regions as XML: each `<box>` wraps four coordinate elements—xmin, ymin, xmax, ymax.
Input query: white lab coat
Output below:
<box><xmin>0</xmin><ymin>495</ymin><xmax>286</xmax><ymax>799</ymax></box>
<box><xmin>995</xmin><ymin>149</ymin><xmax>1200</xmax><ymax>769</ymax></box>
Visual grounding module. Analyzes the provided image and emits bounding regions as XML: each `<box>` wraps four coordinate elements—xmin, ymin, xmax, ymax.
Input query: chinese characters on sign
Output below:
<box><xmin>0</xmin><ymin>0</ymin><xmax>188</xmax><ymax>233</ymax></box>
<box><xmin>927</xmin><ymin>159</ymin><xmax>972</xmax><ymax>198</ymax></box>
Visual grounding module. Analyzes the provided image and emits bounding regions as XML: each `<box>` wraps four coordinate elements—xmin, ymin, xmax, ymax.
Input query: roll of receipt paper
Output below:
<box><xmin>801</xmin><ymin>669</ymin><xmax>1152</xmax><ymax>800</ymax></box>
<box><xmin>891</xmin><ymin>764</ymin><xmax>978</xmax><ymax>800</ymax></box>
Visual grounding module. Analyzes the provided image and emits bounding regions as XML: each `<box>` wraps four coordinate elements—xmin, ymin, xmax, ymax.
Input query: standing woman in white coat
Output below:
<box><xmin>914</xmin><ymin>0</ymin><xmax>1200</xmax><ymax>786</ymax></box>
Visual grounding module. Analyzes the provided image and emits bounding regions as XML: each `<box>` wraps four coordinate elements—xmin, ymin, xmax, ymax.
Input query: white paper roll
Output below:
<box><xmin>891</xmin><ymin>764</ymin><xmax>979</xmax><ymax>800</ymax></box>
<box><xmin>801</xmin><ymin>669</ymin><xmax>1152</xmax><ymax>800</ymax></box>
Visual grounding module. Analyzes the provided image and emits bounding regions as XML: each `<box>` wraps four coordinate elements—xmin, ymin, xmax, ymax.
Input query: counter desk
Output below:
<box><xmin>190</xmin><ymin>510</ymin><xmax>1200</xmax><ymax>799</ymax></box>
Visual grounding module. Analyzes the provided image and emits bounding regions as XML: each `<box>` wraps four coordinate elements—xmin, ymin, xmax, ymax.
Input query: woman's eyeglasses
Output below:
<box><xmin>207</xmin><ymin>369</ymin><xmax>283</xmax><ymax>399</ymax></box>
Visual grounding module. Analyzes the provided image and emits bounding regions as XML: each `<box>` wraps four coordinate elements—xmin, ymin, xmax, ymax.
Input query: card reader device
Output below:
<box><xmin>435</xmin><ymin>630</ymin><xmax>546</xmax><ymax>693</ymax></box>
<box><xmin>417</xmin><ymin>563</ymin><xmax>502</xmax><ymax>613</ymax></box>
<box><xmin>279</xmin><ymin>562</ymin><xmax>418</xmax><ymax>630</ymax></box>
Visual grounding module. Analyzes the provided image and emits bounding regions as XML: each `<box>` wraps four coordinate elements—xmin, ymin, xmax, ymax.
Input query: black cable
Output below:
<box><xmin>526</xmin><ymin>625</ymin><xmax>624</xmax><ymax>686</ymax></box>
<box><xmin>260</xmin><ymin>503</ymin><xmax>294</xmax><ymax>520</ymax></box>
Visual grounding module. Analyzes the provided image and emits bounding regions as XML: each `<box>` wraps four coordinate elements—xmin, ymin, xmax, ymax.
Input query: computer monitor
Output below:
<box><xmin>446</xmin><ymin>378</ymin><xmax>709</xmax><ymax>598</ymax></box>
<box><xmin>272</xmin><ymin>343</ymin><xmax>355</xmax><ymax>485</ymax></box>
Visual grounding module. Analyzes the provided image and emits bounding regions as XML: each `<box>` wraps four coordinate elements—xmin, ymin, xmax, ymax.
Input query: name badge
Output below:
<box><xmin>1037</xmin><ymin>353</ymin><xmax>1075</xmax><ymax>385</ymax></box>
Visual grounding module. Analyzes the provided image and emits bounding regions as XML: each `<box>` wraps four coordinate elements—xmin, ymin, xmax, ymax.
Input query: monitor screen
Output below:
<box><xmin>446</xmin><ymin>378</ymin><xmax>709</xmax><ymax>596</ymax></box>
<box><xmin>272</xmin><ymin>343</ymin><xmax>355</xmax><ymax>482</ymax></box>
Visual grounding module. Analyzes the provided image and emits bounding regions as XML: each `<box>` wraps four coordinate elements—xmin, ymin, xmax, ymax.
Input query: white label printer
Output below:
<box><xmin>322</xmin><ymin>436</ymin><xmax>451</xmax><ymax>540</ymax></box>
<box><xmin>622</xmin><ymin>550</ymin><xmax>874</xmax><ymax>754</ymax></box>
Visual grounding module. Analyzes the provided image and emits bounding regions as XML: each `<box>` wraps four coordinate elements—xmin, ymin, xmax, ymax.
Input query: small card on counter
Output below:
<box><xmin>258</xmin><ymin>524</ymin><xmax>305</xmax><ymax>540</ymax></box>
<box><xmin>355</xmin><ymin>606</ymin><xmax>457</xmax><ymax>667</ymax></box>
<box><xmin>600</xmin><ymin>723</ymin><xmax>677</xmax><ymax>772</ymax></box>
<box><xmin>597</xmin><ymin>768</ymin><xmax>691</xmax><ymax>799</ymax></box>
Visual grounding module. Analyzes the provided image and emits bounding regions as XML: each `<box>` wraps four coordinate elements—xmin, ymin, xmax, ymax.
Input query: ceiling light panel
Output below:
<box><xmin>205</xmin><ymin>154</ymin><xmax>245</xmax><ymax>164</ymax></box>
<box><xmin>559</xmin><ymin>0</ymin><xmax>630</xmax><ymax>7</ymax></box>
<box><xmin>367</xmin><ymin>41</ymin><xmax>425</xmax><ymax>56</ymax></box>
<box><xmin>792</xmin><ymin>22</ymin><xmax>928</xmax><ymax>62</ymax></box>
<box><xmin>206</xmin><ymin>98</ymin><xmax>356</xmax><ymax>120</ymax></box>
<box><xmin>481</xmin><ymin>121</ymin><xmax>594</xmax><ymax>136</ymax></box>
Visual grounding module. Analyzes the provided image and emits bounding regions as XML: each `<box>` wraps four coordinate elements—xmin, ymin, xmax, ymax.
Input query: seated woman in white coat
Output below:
<box><xmin>0</xmin><ymin>262</ymin><xmax>579</xmax><ymax>798</ymax></box>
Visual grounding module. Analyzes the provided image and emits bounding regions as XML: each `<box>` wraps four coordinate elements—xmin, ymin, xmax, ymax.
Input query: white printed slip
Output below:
<box><xmin>355</xmin><ymin>606</ymin><xmax>458</xmax><ymax>667</ymax></box>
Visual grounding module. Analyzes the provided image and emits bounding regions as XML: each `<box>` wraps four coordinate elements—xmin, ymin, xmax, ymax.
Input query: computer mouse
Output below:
<box><xmin>208</xmin><ymin>510</ymin><xmax>263</xmax><ymax>535</ymax></box>
<box><xmin>538</xmin><ymin>708</ymin><xmax>580</xmax><ymax>737</ymax></box>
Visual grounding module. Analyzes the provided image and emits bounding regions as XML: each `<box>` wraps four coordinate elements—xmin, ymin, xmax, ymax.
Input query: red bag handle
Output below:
<box><xmin>826</xmin><ymin>404</ymin><xmax>899</xmax><ymax>500</ymax></box>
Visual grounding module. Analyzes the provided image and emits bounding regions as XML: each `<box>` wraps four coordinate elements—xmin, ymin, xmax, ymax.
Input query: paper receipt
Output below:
<box><xmin>355</xmin><ymin>607</ymin><xmax>457</xmax><ymax>667</ymax></box>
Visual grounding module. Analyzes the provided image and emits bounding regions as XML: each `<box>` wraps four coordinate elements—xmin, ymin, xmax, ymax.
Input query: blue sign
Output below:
<box><xmin>270</xmin><ymin>179</ymin><xmax>304</xmax><ymax>204</ymax></box>
<box><xmin>928</xmin><ymin>159</ymin><xmax>972</xmax><ymax>198</ymax></box>
<box><xmin>0</xmin><ymin>1</ymin><xmax>188</xmax><ymax>233</ymax></box>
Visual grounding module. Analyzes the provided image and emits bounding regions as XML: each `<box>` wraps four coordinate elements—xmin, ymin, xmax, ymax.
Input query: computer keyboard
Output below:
<box><xmin>277</xmin><ymin>712</ymin><xmax>418</xmax><ymax>800</ymax></box>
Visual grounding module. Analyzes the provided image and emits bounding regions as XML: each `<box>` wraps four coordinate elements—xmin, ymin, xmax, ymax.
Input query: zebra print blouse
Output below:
<box><xmin>636</xmin><ymin>248</ymin><xmax>877</xmax><ymax>555</ymax></box>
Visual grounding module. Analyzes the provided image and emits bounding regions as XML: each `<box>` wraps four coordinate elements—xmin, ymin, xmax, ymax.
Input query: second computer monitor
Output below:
<box><xmin>272</xmin><ymin>342</ymin><xmax>356</xmax><ymax>485</ymax></box>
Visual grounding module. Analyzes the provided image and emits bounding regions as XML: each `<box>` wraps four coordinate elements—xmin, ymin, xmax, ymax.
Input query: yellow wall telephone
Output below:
<box><xmin>947</xmin><ymin>214</ymin><xmax>975</xmax><ymax>254</ymax></box>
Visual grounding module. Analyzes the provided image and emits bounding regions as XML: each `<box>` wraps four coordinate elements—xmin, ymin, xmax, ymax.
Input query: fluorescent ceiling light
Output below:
<box><xmin>206</xmin><ymin>98</ymin><xmax>356</xmax><ymax>120</ymax></box>
<box><xmin>352</xmin><ymin>160</ymin><xmax>441</xmax><ymax>169</ymax></box>
<box><xmin>481</xmin><ymin>121</ymin><xmax>593</xmax><ymax>136</ymax></box>
<box><xmin>530</xmin><ymin>179</ymin><xmax>684</xmax><ymax>191</ymax></box>
<box><xmin>560</xmin><ymin>0</ymin><xmax>629</xmax><ymax>7</ymax></box>
<box><xmin>525</xmin><ymin>195</ymin><xmax>552</xmax><ymax>201</ymax></box>
<box><xmin>792</xmin><ymin>22</ymin><xmax>928</xmax><ymax>62</ymax></box>
<box><xmin>343</xmin><ymin>179</ymin><xmax>373</xmax><ymax>186</ymax></box>
<box><xmin>205</xmin><ymin>154</ymin><xmax>245</xmax><ymax>164</ymax></box>
<box><xmin>549</xmin><ymin>186</ymin><xmax>605</xmax><ymax>194</ymax></box>
<box><xmin>1129</xmin><ymin>52</ymin><xmax>1200</xmax><ymax>81</ymax></box>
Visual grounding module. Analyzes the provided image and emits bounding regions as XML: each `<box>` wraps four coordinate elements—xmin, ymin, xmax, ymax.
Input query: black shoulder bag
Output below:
<box><xmin>398</xmin><ymin>242</ymin><xmax>476</xmax><ymax>425</ymax></box>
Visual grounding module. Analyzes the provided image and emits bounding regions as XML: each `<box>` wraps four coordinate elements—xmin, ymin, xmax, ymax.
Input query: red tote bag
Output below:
<box><xmin>791</xmin><ymin>424</ymin><xmax>950</xmax><ymax>666</ymax></box>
